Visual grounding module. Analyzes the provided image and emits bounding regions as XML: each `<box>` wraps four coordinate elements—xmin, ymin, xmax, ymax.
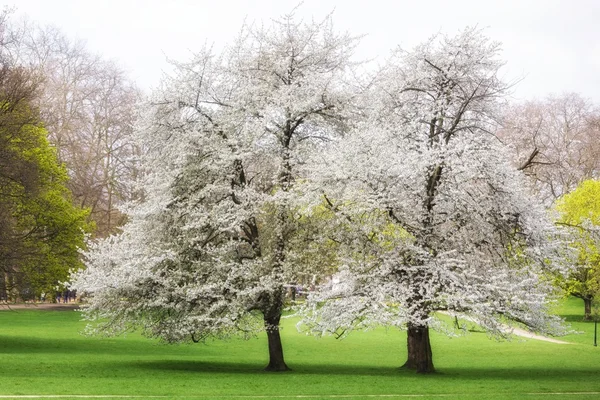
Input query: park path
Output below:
<box><xmin>439</xmin><ymin>311</ymin><xmax>572</xmax><ymax>344</ymax></box>
<box><xmin>509</xmin><ymin>326</ymin><xmax>572</xmax><ymax>344</ymax></box>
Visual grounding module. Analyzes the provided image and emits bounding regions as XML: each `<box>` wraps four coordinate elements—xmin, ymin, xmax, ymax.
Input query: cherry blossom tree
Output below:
<box><xmin>71</xmin><ymin>12</ymin><xmax>357</xmax><ymax>371</ymax></box>
<box><xmin>298</xmin><ymin>28</ymin><xmax>568</xmax><ymax>373</ymax></box>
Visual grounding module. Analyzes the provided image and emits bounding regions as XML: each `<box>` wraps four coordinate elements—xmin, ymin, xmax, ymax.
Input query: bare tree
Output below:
<box><xmin>498</xmin><ymin>93</ymin><xmax>600</xmax><ymax>203</ymax></box>
<box><xmin>6</xmin><ymin>19</ymin><xmax>140</xmax><ymax>236</ymax></box>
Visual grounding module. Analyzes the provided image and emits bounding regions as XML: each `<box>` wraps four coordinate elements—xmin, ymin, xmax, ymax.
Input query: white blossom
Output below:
<box><xmin>71</xmin><ymin>11</ymin><xmax>358</xmax><ymax>371</ymax></box>
<box><xmin>297</xmin><ymin>27</ymin><xmax>571</xmax><ymax>373</ymax></box>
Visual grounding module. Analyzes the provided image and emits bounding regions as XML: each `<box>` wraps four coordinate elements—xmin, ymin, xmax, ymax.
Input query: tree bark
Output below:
<box><xmin>401</xmin><ymin>323</ymin><xmax>434</xmax><ymax>373</ymax></box>
<box><xmin>584</xmin><ymin>297</ymin><xmax>593</xmax><ymax>321</ymax></box>
<box><xmin>263</xmin><ymin>313</ymin><xmax>290</xmax><ymax>372</ymax></box>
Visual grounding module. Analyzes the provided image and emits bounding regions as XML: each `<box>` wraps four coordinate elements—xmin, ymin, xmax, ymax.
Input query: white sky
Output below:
<box><xmin>3</xmin><ymin>0</ymin><xmax>600</xmax><ymax>102</ymax></box>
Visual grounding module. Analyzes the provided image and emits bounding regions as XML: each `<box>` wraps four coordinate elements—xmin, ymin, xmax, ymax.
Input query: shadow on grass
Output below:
<box><xmin>0</xmin><ymin>334</ymin><xmax>146</xmax><ymax>355</ymax></box>
<box><xmin>0</xmin><ymin>304</ymin><xmax>79</xmax><ymax>312</ymax></box>
<box><xmin>1</xmin><ymin>332</ymin><xmax>598</xmax><ymax>385</ymax></box>
<box><xmin>130</xmin><ymin>359</ymin><xmax>428</xmax><ymax>376</ymax></box>
<box><xmin>130</xmin><ymin>359</ymin><xmax>600</xmax><ymax>381</ymax></box>
<box><xmin>562</xmin><ymin>314</ymin><xmax>597</xmax><ymax>323</ymax></box>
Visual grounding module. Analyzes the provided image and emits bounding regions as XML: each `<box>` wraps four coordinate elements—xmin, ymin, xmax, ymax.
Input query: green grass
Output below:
<box><xmin>0</xmin><ymin>298</ymin><xmax>598</xmax><ymax>400</ymax></box>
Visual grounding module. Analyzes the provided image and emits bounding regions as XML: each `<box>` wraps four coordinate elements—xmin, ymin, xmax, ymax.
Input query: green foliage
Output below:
<box><xmin>556</xmin><ymin>180</ymin><xmax>600</xmax><ymax>225</ymax></box>
<box><xmin>285</xmin><ymin>198</ymin><xmax>414</xmax><ymax>286</ymax></box>
<box><xmin>253</xmin><ymin>200</ymin><xmax>340</xmax><ymax>285</ymax></box>
<box><xmin>554</xmin><ymin>179</ymin><xmax>600</xmax><ymax>315</ymax></box>
<box><xmin>0</xmin><ymin>73</ymin><xmax>91</xmax><ymax>299</ymax></box>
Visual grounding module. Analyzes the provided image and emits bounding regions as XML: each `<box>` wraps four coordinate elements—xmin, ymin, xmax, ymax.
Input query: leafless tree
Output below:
<box><xmin>6</xmin><ymin>18</ymin><xmax>140</xmax><ymax>236</ymax></box>
<box><xmin>498</xmin><ymin>93</ymin><xmax>600</xmax><ymax>203</ymax></box>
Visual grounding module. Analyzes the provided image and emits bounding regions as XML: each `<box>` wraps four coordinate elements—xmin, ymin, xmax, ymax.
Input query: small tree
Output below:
<box><xmin>71</xmin><ymin>11</ymin><xmax>357</xmax><ymax>371</ymax></box>
<box><xmin>299</xmin><ymin>28</ymin><xmax>568</xmax><ymax>373</ymax></box>
<box><xmin>554</xmin><ymin>179</ymin><xmax>600</xmax><ymax>320</ymax></box>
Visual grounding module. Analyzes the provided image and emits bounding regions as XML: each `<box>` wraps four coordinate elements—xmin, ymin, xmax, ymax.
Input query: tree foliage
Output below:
<box><xmin>70</xmin><ymin>17</ymin><xmax>571</xmax><ymax>374</ymax></box>
<box><xmin>6</xmin><ymin>18</ymin><xmax>140</xmax><ymax>237</ymax></box>
<box><xmin>71</xmin><ymin>12</ymin><xmax>357</xmax><ymax>371</ymax></box>
<box><xmin>297</xmin><ymin>27</ymin><xmax>568</xmax><ymax>373</ymax></box>
<box><xmin>0</xmin><ymin>63</ymin><xmax>89</xmax><ymax>299</ymax></box>
<box><xmin>554</xmin><ymin>179</ymin><xmax>600</xmax><ymax>320</ymax></box>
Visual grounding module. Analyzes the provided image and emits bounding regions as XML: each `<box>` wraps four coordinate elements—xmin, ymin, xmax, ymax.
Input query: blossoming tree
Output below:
<box><xmin>71</xmin><ymin>12</ymin><xmax>357</xmax><ymax>371</ymax></box>
<box><xmin>298</xmin><ymin>28</ymin><xmax>568</xmax><ymax>373</ymax></box>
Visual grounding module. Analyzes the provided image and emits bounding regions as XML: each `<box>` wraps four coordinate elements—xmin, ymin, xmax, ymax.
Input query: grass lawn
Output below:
<box><xmin>0</xmin><ymin>298</ymin><xmax>598</xmax><ymax>400</ymax></box>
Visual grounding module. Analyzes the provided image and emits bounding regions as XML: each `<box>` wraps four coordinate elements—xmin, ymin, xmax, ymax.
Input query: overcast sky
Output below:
<box><xmin>3</xmin><ymin>0</ymin><xmax>599</xmax><ymax>102</ymax></box>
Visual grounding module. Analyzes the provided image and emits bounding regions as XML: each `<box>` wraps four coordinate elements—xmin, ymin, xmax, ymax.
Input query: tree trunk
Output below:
<box><xmin>401</xmin><ymin>323</ymin><xmax>434</xmax><ymax>373</ymax></box>
<box><xmin>584</xmin><ymin>298</ymin><xmax>593</xmax><ymax>321</ymax></box>
<box><xmin>263</xmin><ymin>313</ymin><xmax>290</xmax><ymax>372</ymax></box>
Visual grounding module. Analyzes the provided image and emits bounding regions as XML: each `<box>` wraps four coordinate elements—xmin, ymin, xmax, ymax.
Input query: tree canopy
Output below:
<box><xmin>71</xmin><ymin>12</ymin><xmax>358</xmax><ymax>371</ymax></box>
<box><xmin>298</xmin><ymin>27</ymin><xmax>568</xmax><ymax>373</ymax></box>
<box><xmin>498</xmin><ymin>93</ymin><xmax>600</xmax><ymax>204</ymax></box>
<box><xmin>70</xmin><ymin>17</ymin><xmax>573</xmax><ymax>375</ymax></box>
<box><xmin>554</xmin><ymin>179</ymin><xmax>600</xmax><ymax>320</ymax></box>
<box><xmin>0</xmin><ymin>65</ymin><xmax>89</xmax><ymax>299</ymax></box>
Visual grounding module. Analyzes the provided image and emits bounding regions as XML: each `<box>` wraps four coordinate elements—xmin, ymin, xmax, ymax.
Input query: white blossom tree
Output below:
<box><xmin>298</xmin><ymin>28</ymin><xmax>569</xmax><ymax>373</ymax></box>
<box><xmin>71</xmin><ymin>12</ymin><xmax>358</xmax><ymax>371</ymax></box>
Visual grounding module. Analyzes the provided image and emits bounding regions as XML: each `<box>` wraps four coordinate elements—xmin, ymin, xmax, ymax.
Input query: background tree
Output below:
<box><xmin>71</xmin><ymin>12</ymin><xmax>357</xmax><ymax>371</ymax></box>
<box><xmin>554</xmin><ymin>179</ymin><xmax>600</xmax><ymax>320</ymax></box>
<box><xmin>6</xmin><ymin>18</ymin><xmax>140</xmax><ymax>237</ymax></box>
<box><xmin>299</xmin><ymin>28</ymin><xmax>568</xmax><ymax>374</ymax></box>
<box><xmin>0</xmin><ymin>61</ymin><xmax>89</xmax><ymax>300</ymax></box>
<box><xmin>498</xmin><ymin>93</ymin><xmax>600</xmax><ymax>204</ymax></box>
